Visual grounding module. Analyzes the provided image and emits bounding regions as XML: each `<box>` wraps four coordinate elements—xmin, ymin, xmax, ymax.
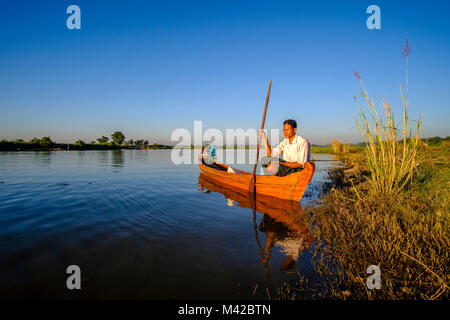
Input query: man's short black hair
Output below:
<box><xmin>283</xmin><ymin>119</ymin><xmax>297</xmax><ymax>129</ymax></box>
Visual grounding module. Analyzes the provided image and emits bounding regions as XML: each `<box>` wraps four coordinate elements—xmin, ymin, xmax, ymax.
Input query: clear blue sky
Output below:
<box><xmin>1</xmin><ymin>0</ymin><xmax>449</xmax><ymax>144</ymax></box>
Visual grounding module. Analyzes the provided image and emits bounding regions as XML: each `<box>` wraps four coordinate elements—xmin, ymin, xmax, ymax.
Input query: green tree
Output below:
<box><xmin>143</xmin><ymin>140</ymin><xmax>149</xmax><ymax>145</ymax></box>
<box><xmin>30</xmin><ymin>137</ymin><xmax>40</xmax><ymax>144</ymax></box>
<box><xmin>111</xmin><ymin>131</ymin><xmax>125</xmax><ymax>145</ymax></box>
<box><xmin>135</xmin><ymin>139</ymin><xmax>144</xmax><ymax>146</ymax></box>
<box><xmin>97</xmin><ymin>136</ymin><xmax>109</xmax><ymax>144</ymax></box>
<box><xmin>127</xmin><ymin>139</ymin><xmax>134</xmax><ymax>145</ymax></box>
<box><xmin>39</xmin><ymin>137</ymin><xmax>53</xmax><ymax>148</ymax></box>
<box><xmin>426</xmin><ymin>136</ymin><xmax>442</xmax><ymax>145</ymax></box>
<box><xmin>74</xmin><ymin>139</ymin><xmax>85</xmax><ymax>147</ymax></box>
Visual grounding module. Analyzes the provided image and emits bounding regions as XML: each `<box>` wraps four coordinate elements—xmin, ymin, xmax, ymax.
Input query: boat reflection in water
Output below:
<box><xmin>197</xmin><ymin>174</ymin><xmax>314</xmax><ymax>288</ymax></box>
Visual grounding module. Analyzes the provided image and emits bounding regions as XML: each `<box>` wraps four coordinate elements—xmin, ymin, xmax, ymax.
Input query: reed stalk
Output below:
<box><xmin>353</xmin><ymin>52</ymin><xmax>422</xmax><ymax>196</ymax></box>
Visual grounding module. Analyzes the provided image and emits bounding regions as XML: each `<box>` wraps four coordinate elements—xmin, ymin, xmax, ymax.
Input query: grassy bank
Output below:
<box><xmin>311</xmin><ymin>143</ymin><xmax>365</xmax><ymax>154</ymax></box>
<box><xmin>295</xmin><ymin>141</ymin><xmax>449</xmax><ymax>300</ymax></box>
<box><xmin>274</xmin><ymin>141</ymin><xmax>449</xmax><ymax>300</ymax></box>
<box><xmin>310</xmin><ymin>145</ymin><xmax>334</xmax><ymax>153</ymax></box>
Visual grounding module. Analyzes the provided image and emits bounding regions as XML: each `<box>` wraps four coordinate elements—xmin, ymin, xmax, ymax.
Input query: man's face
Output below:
<box><xmin>283</xmin><ymin>124</ymin><xmax>297</xmax><ymax>139</ymax></box>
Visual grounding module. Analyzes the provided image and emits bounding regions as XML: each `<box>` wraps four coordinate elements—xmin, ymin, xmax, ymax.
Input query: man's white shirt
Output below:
<box><xmin>272</xmin><ymin>135</ymin><xmax>311</xmax><ymax>165</ymax></box>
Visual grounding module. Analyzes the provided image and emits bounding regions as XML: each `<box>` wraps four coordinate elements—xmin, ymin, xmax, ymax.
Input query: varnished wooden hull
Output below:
<box><xmin>198</xmin><ymin>157</ymin><xmax>315</xmax><ymax>202</ymax></box>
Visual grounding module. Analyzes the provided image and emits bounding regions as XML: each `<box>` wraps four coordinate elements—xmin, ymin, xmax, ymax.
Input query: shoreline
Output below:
<box><xmin>0</xmin><ymin>143</ymin><xmax>336</xmax><ymax>153</ymax></box>
<box><xmin>0</xmin><ymin>142</ymin><xmax>173</xmax><ymax>152</ymax></box>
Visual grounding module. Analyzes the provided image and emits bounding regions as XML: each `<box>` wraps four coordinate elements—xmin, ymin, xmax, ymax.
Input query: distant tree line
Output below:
<box><xmin>94</xmin><ymin>132</ymin><xmax>149</xmax><ymax>146</ymax></box>
<box><xmin>0</xmin><ymin>131</ymin><xmax>173</xmax><ymax>151</ymax></box>
<box><xmin>353</xmin><ymin>136</ymin><xmax>450</xmax><ymax>147</ymax></box>
<box><xmin>0</xmin><ymin>136</ymin><xmax>55</xmax><ymax>148</ymax></box>
<box><xmin>420</xmin><ymin>136</ymin><xmax>450</xmax><ymax>146</ymax></box>
<box><xmin>69</xmin><ymin>131</ymin><xmax>152</xmax><ymax>147</ymax></box>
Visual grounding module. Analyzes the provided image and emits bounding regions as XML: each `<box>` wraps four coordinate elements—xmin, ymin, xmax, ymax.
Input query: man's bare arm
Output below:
<box><xmin>280</xmin><ymin>162</ymin><xmax>304</xmax><ymax>168</ymax></box>
<box><xmin>259</xmin><ymin>130</ymin><xmax>272</xmax><ymax>156</ymax></box>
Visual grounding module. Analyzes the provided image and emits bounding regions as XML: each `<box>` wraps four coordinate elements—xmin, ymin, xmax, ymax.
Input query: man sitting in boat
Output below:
<box><xmin>259</xmin><ymin>119</ymin><xmax>310</xmax><ymax>177</ymax></box>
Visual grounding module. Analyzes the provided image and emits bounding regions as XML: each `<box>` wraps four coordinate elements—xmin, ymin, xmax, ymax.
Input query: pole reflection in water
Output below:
<box><xmin>197</xmin><ymin>174</ymin><xmax>314</xmax><ymax>295</ymax></box>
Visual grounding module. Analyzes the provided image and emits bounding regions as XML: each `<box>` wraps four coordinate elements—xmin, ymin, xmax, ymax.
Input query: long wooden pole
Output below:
<box><xmin>250</xmin><ymin>80</ymin><xmax>272</xmax><ymax>193</ymax></box>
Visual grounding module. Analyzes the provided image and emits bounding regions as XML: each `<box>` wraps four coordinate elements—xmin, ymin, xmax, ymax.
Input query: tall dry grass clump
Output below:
<box><xmin>331</xmin><ymin>139</ymin><xmax>350</xmax><ymax>154</ymax></box>
<box><xmin>342</xmin><ymin>143</ymin><xmax>350</xmax><ymax>153</ymax></box>
<box><xmin>353</xmin><ymin>49</ymin><xmax>422</xmax><ymax>196</ymax></box>
<box><xmin>331</xmin><ymin>139</ymin><xmax>342</xmax><ymax>153</ymax></box>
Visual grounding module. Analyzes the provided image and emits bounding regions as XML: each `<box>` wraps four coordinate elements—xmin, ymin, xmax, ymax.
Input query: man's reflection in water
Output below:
<box><xmin>258</xmin><ymin>214</ymin><xmax>312</xmax><ymax>273</ymax></box>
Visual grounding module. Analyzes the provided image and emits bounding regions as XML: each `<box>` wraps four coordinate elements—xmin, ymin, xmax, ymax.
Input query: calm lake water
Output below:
<box><xmin>0</xmin><ymin>150</ymin><xmax>339</xmax><ymax>299</ymax></box>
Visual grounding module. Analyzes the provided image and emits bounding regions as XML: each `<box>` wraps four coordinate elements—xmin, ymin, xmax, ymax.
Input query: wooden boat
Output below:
<box><xmin>198</xmin><ymin>155</ymin><xmax>315</xmax><ymax>202</ymax></box>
